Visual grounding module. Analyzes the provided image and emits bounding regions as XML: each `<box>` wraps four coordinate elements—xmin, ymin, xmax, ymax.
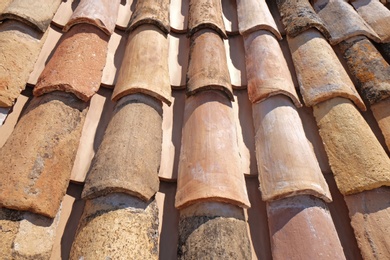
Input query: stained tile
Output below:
<box><xmin>237</xmin><ymin>0</ymin><xmax>281</xmax><ymax>39</ymax></box>
<box><xmin>112</xmin><ymin>24</ymin><xmax>172</xmax><ymax>105</ymax></box>
<box><xmin>169</xmin><ymin>0</ymin><xmax>189</xmax><ymax>32</ymax></box>
<box><xmin>34</xmin><ymin>24</ymin><xmax>109</xmax><ymax>102</ymax></box>
<box><xmin>175</xmin><ymin>91</ymin><xmax>250</xmax><ymax>209</ymax></box>
<box><xmin>70</xmin><ymin>194</ymin><xmax>159</xmax><ymax>259</ymax></box>
<box><xmin>244</xmin><ymin>30</ymin><xmax>301</xmax><ymax>106</ymax></box>
<box><xmin>288</xmin><ymin>29</ymin><xmax>366</xmax><ymax>111</ymax></box>
<box><xmin>0</xmin><ymin>92</ymin><xmax>88</xmax><ymax>218</ymax></box>
<box><xmin>169</xmin><ymin>32</ymin><xmax>190</xmax><ymax>88</ymax></box>
<box><xmin>82</xmin><ymin>94</ymin><xmax>162</xmax><ymax>202</ymax></box>
<box><xmin>187</xmin><ymin>30</ymin><xmax>233</xmax><ymax>100</ymax></box>
<box><xmin>276</xmin><ymin>0</ymin><xmax>330</xmax><ymax>38</ymax></box>
<box><xmin>224</xmin><ymin>35</ymin><xmax>247</xmax><ymax>88</ymax></box>
<box><xmin>222</xmin><ymin>0</ymin><xmax>239</xmax><ymax>34</ymax></box>
<box><xmin>0</xmin><ymin>0</ymin><xmax>61</xmax><ymax>32</ymax></box>
<box><xmin>313</xmin><ymin>97</ymin><xmax>390</xmax><ymax>195</ymax></box>
<box><xmin>0</xmin><ymin>21</ymin><xmax>46</xmax><ymax>107</ymax></box>
<box><xmin>63</xmin><ymin>0</ymin><xmax>121</xmax><ymax>35</ymax></box>
<box><xmin>129</xmin><ymin>0</ymin><xmax>170</xmax><ymax>34</ymax></box>
<box><xmin>313</xmin><ymin>0</ymin><xmax>381</xmax><ymax>44</ymax></box>
<box><xmin>188</xmin><ymin>0</ymin><xmax>227</xmax><ymax>38</ymax></box>
<box><xmin>253</xmin><ymin>95</ymin><xmax>332</xmax><ymax>202</ymax></box>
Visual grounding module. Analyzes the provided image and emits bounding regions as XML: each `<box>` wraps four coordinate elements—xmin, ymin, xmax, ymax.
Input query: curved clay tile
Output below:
<box><xmin>0</xmin><ymin>92</ymin><xmax>88</xmax><ymax>218</ymax></box>
<box><xmin>0</xmin><ymin>21</ymin><xmax>46</xmax><ymax>107</ymax></box>
<box><xmin>371</xmin><ymin>98</ymin><xmax>390</xmax><ymax>150</ymax></box>
<box><xmin>312</xmin><ymin>0</ymin><xmax>381</xmax><ymax>45</ymax></box>
<box><xmin>0</xmin><ymin>0</ymin><xmax>61</xmax><ymax>32</ymax></box>
<box><xmin>222</xmin><ymin>0</ymin><xmax>239</xmax><ymax>35</ymax></box>
<box><xmin>187</xmin><ymin>30</ymin><xmax>233</xmax><ymax>100</ymax></box>
<box><xmin>169</xmin><ymin>0</ymin><xmax>188</xmax><ymax>33</ymax></box>
<box><xmin>169</xmin><ymin>33</ymin><xmax>189</xmax><ymax>88</ymax></box>
<box><xmin>112</xmin><ymin>24</ymin><xmax>172</xmax><ymax>105</ymax></box>
<box><xmin>70</xmin><ymin>194</ymin><xmax>159</xmax><ymax>259</ymax></box>
<box><xmin>313</xmin><ymin>97</ymin><xmax>390</xmax><ymax>195</ymax></box>
<box><xmin>267</xmin><ymin>195</ymin><xmax>345</xmax><ymax>259</ymax></box>
<box><xmin>288</xmin><ymin>29</ymin><xmax>366</xmax><ymax>111</ymax></box>
<box><xmin>63</xmin><ymin>0</ymin><xmax>121</xmax><ymax>35</ymax></box>
<box><xmin>82</xmin><ymin>94</ymin><xmax>162</xmax><ymax>202</ymax></box>
<box><xmin>244</xmin><ymin>30</ymin><xmax>301</xmax><ymax>107</ymax></box>
<box><xmin>224</xmin><ymin>35</ymin><xmax>247</xmax><ymax>88</ymax></box>
<box><xmin>339</xmin><ymin>36</ymin><xmax>390</xmax><ymax>105</ymax></box>
<box><xmin>175</xmin><ymin>91</ymin><xmax>251</xmax><ymax>209</ymax></box>
<box><xmin>351</xmin><ymin>0</ymin><xmax>390</xmax><ymax>43</ymax></box>
<box><xmin>51</xmin><ymin>0</ymin><xmax>74</xmax><ymax>29</ymax></box>
<box><xmin>253</xmin><ymin>95</ymin><xmax>332</xmax><ymax>202</ymax></box>
<box><xmin>34</xmin><ymin>24</ymin><xmax>109</xmax><ymax>102</ymax></box>
<box><xmin>276</xmin><ymin>0</ymin><xmax>330</xmax><ymax>38</ymax></box>
<box><xmin>128</xmin><ymin>0</ymin><xmax>170</xmax><ymax>34</ymax></box>
<box><xmin>188</xmin><ymin>0</ymin><xmax>227</xmax><ymax>39</ymax></box>
<box><xmin>236</xmin><ymin>0</ymin><xmax>282</xmax><ymax>39</ymax></box>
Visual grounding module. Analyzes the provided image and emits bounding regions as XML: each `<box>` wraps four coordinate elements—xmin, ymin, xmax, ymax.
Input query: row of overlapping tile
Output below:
<box><xmin>0</xmin><ymin>0</ymin><xmax>390</xmax><ymax>259</ymax></box>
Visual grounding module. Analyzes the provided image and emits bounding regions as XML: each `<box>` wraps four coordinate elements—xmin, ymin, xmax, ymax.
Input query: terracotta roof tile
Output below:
<box><xmin>0</xmin><ymin>0</ymin><xmax>12</xmax><ymax>14</ymax></box>
<box><xmin>224</xmin><ymin>35</ymin><xmax>248</xmax><ymax>88</ymax></box>
<box><xmin>129</xmin><ymin>0</ymin><xmax>170</xmax><ymax>34</ymax></box>
<box><xmin>116</xmin><ymin>0</ymin><xmax>135</xmax><ymax>30</ymax></box>
<box><xmin>188</xmin><ymin>0</ymin><xmax>227</xmax><ymax>38</ymax></box>
<box><xmin>169</xmin><ymin>32</ymin><xmax>189</xmax><ymax>88</ymax></box>
<box><xmin>237</xmin><ymin>0</ymin><xmax>281</xmax><ymax>39</ymax></box>
<box><xmin>169</xmin><ymin>0</ymin><xmax>188</xmax><ymax>32</ymax></box>
<box><xmin>63</xmin><ymin>0</ymin><xmax>121</xmax><ymax>35</ymax></box>
<box><xmin>186</xmin><ymin>29</ymin><xmax>233</xmax><ymax>100</ymax></box>
<box><xmin>112</xmin><ymin>24</ymin><xmax>172</xmax><ymax>105</ymax></box>
<box><xmin>51</xmin><ymin>0</ymin><xmax>77</xmax><ymax>29</ymax></box>
<box><xmin>222</xmin><ymin>0</ymin><xmax>239</xmax><ymax>35</ymax></box>
<box><xmin>371</xmin><ymin>98</ymin><xmax>390</xmax><ymax>150</ymax></box>
<box><xmin>313</xmin><ymin>0</ymin><xmax>381</xmax><ymax>44</ymax></box>
<box><xmin>0</xmin><ymin>0</ymin><xmax>61</xmax><ymax>32</ymax></box>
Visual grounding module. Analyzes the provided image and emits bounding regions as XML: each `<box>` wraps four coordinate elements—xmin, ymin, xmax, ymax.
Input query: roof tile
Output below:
<box><xmin>169</xmin><ymin>0</ymin><xmax>188</xmax><ymax>32</ymax></box>
<box><xmin>116</xmin><ymin>0</ymin><xmax>135</xmax><ymax>30</ymax></box>
<box><xmin>371</xmin><ymin>98</ymin><xmax>390</xmax><ymax>151</ymax></box>
<box><xmin>169</xmin><ymin>32</ymin><xmax>190</xmax><ymax>88</ymax></box>
<box><xmin>34</xmin><ymin>24</ymin><xmax>109</xmax><ymax>101</ymax></box>
<box><xmin>51</xmin><ymin>0</ymin><xmax>76</xmax><ymax>29</ymax></box>
<box><xmin>221</xmin><ymin>0</ymin><xmax>239</xmax><ymax>34</ymax></box>
<box><xmin>0</xmin><ymin>0</ymin><xmax>61</xmax><ymax>32</ymax></box>
<box><xmin>0</xmin><ymin>0</ymin><xmax>12</xmax><ymax>14</ymax></box>
<box><xmin>288</xmin><ymin>29</ymin><xmax>366</xmax><ymax>111</ymax></box>
<box><xmin>129</xmin><ymin>0</ymin><xmax>170</xmax><ymax>34</ymax></box>
<box><xmin>224</xmin><ymin>35</ymin><xmax>247</xmax><ymax>88</ymax></box>
<box><xmin>63</xmin><ymin>0</ymin><xmax>121</xmax><ymax>35</ymax></box>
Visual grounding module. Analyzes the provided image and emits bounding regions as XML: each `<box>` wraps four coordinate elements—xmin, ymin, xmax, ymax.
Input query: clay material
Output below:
<box><xmin>187</xmin><ymin>30</ymin><xmax>233</xmax><ymax>100</ymax></box>
<box><xmin>0</xmin><ymin>21</ymin><xmax>45</xmax><ymax>107</ymax></box>
<box><xmin>339</xmin><ymin>36</ymin><xmax>390</xmax><ymax>105</ymax></box>
<box><xmin>344</xmin><ymin>187</ymin><xmax>390</xmax><ymax>260</ymax></box>
<box><xmin>313</xmin><ymin>0</ymin><xmax>381</xmax><ymax>44</ymax></box>
<box><xmin>288</xmin><ymin>29</ymin><xmax>366</xmax><ymax>111</ymax></box>
<box><xmin>0</xmin><ymin>0</ymin><xmax>61</xmax><ymax>32</ymax></box>
<box><xmin>82</xmin><ymin>94</ymin><xmax>162</xmax><ymax>202</ymax></box>
<box><xmin>170</xmin><ymin>0</ymin><xmax>188</xmax><ymax>32</ymax></box>
<box><xmin>0</xmin><ymin>0</ymin><xmax>12</xmax><ymax>14</ymax></box>
<box><xmin>371</xmin><ymin>98</ymin><xmax>390</xmax><ymax>150</ymax></box>
<box><xmin>267</xmin><ymin>195</ymin><xmax>346</xmax><ymax>259</ymax></box>
<box><xmin>63</xmin><ymin>0</ymin><xmax>121</xmax><ymax>35</ymax></box>
<box><xmin>175</xmin><ymin>91</ymin><xmax>250</xmax><ymax>209</ymax></box>
<box><xmin>129</xmin><ymin>0</ymin><xmax>170</xmax><ymax>34</ymax></box>
<box><xmin>70</xmin><ymin>193</ymin><xmax>159</xmax><ymax>260</ymax></box>
<box><xmin>0</xmin><ymin>92</ymin><xmax>88</xmax><ymax>217</ymax></box>
<box><xmin>178</xmin><ymin>202</ymin><xmax>251</xmax><ymax>259</ymax></box>
<box><xmin>236</xmin><ymin>0</ymin><xmax>281</xmax><ymax>39</ymax></box>
<box><xmin>188</xmin><ymin>0</ymin><xmax>227</xmax><ymax>38</ymax></box>
<box><xmin>34</xmin><ymin>24</ymin><xmax>109</xmax><ymax>102</ymax></box>
<box><xmin>313</xmin><ymin>97</ymin><xmax>390</xmax><ymax>195</ymax></box>
<box><xmin>276</xmin><ymin>0</ymin><xmax>331</xmax><ymax>38</ymax></box>
<box><xmin>253</xmin><ymin>95</ymin><xmax>332</xmax><ymax>202</ymax></box>
<box><xmin>112</xmin><ymin>24</ymin><xmax>172</xmax><ymax>105</ymax></box>
<box><xmin>244</xmin><ymin>30</ymin><xmax>301</xmax><ymax>107</ymax></box>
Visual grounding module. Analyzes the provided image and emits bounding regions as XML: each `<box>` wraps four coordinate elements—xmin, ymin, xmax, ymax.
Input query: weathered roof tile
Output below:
<box><xmin>129</xmin><ymin>0</ymin><xmax>170</xmax><ymax>34</ymax></box>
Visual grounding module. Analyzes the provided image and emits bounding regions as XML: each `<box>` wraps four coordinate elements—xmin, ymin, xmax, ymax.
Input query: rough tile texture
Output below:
<box><xmin>63</xmin><ymin>0</ymin><xmax>121</xmax><ymax>35</ymax></box>
<box><xmin>339</xmin><ymin>36</ymin><xmax>390</xmax><ymax>105</ymax></box>
<box><xmin>0</xmin><ymin>0</ymin><xmax>12</xmax><ymax>14</ymax></box>
<box><xmin>276</xmin><ymin>0</ymin><xmax>331</xmax><ymax>38</ymax></box>
<box><xmin>83</xmin><ymin>94</ymin><xmax>162</xmax><ymax>202</ymax></box>
<box><xmin>267</xmin><ymin>195</ymin><xmax>346</xmax><ymax>260</ymax></box>
<box><xmin>178</xmin><ymin>202</ymin><xmax>251</xmax><ymax>259</ymax></box>
<box><xmin>313</xmin><ymin>97</ymin><xmax>390</xmax><ymax>195</ymax></box>
<box><xmin>0</xmin><ymin>21</ymin><xmax>45</xmax><ymax>107</ymax></box>
<box><xmin>0</xmin><ymin>0</ymin><xmax>61</xmax><ymax>32</ymax></box>
<box><xmin>188</xmin><ymin>0</ymin><xmax>227</xmax><ymax>38</ymax></box>
<box><xmin>187</xmin><ymin>30</ymin><xmax>233</xmax><ymax>100</ymax></box>
<box><xmin>70</xmin><ymin>194</ymin><xmax>159</xmax><ymax>260</ymax></box>
<box><xmin>313</xmin><ymin>0</ymin><xmax>381</xmax><ymax>44</ymax></box>
<box><xmin>236</xmin><ymin>0</ymin><xmax>281</xmax><ymax>39</ymax></box>
<box><xmin>244</xmin><ymin>30</ymin><xmax>301</xmax><ymax>107</ymax></box>
<box><xmin>34</xmin><ymin>24</ymin><xmax>109</xmax><ymax>102</ymax></box>
<box><xmin>253</xmin><ymin>95</ymin><xmax>332</xmax><ymax>202</ymax></box>
<box><xmin>344</xmin><ymin>187</ymin><xmax>390</xmax><ymax>260</ymax></box>
<box><xmin>288</xmin><ymin>29</ymin><xmax>366</xmax><ymax>111</ymax></box>
<box><xmin>0</xmin><ymin>92</ymin><xmax>88</xmax><ymax>217</ymax></box>
<box><xmin>175</xmin><ymin>91</ymin><xmax>250</xmax><ymax>209</ymax></box>
<box><xmin>112</xmin><ymin>24</ymin><xmax>172</xmax><ymax>105</ymax></box>
<box><xmin>129</xmin><ymin>0</ymin><xmax>170</xmax><ymax>34</ymax></box>
<box><xmin>371</xmin><ymin>98</ymin><xmax>390</xmax><ymax>150</ymax></box>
